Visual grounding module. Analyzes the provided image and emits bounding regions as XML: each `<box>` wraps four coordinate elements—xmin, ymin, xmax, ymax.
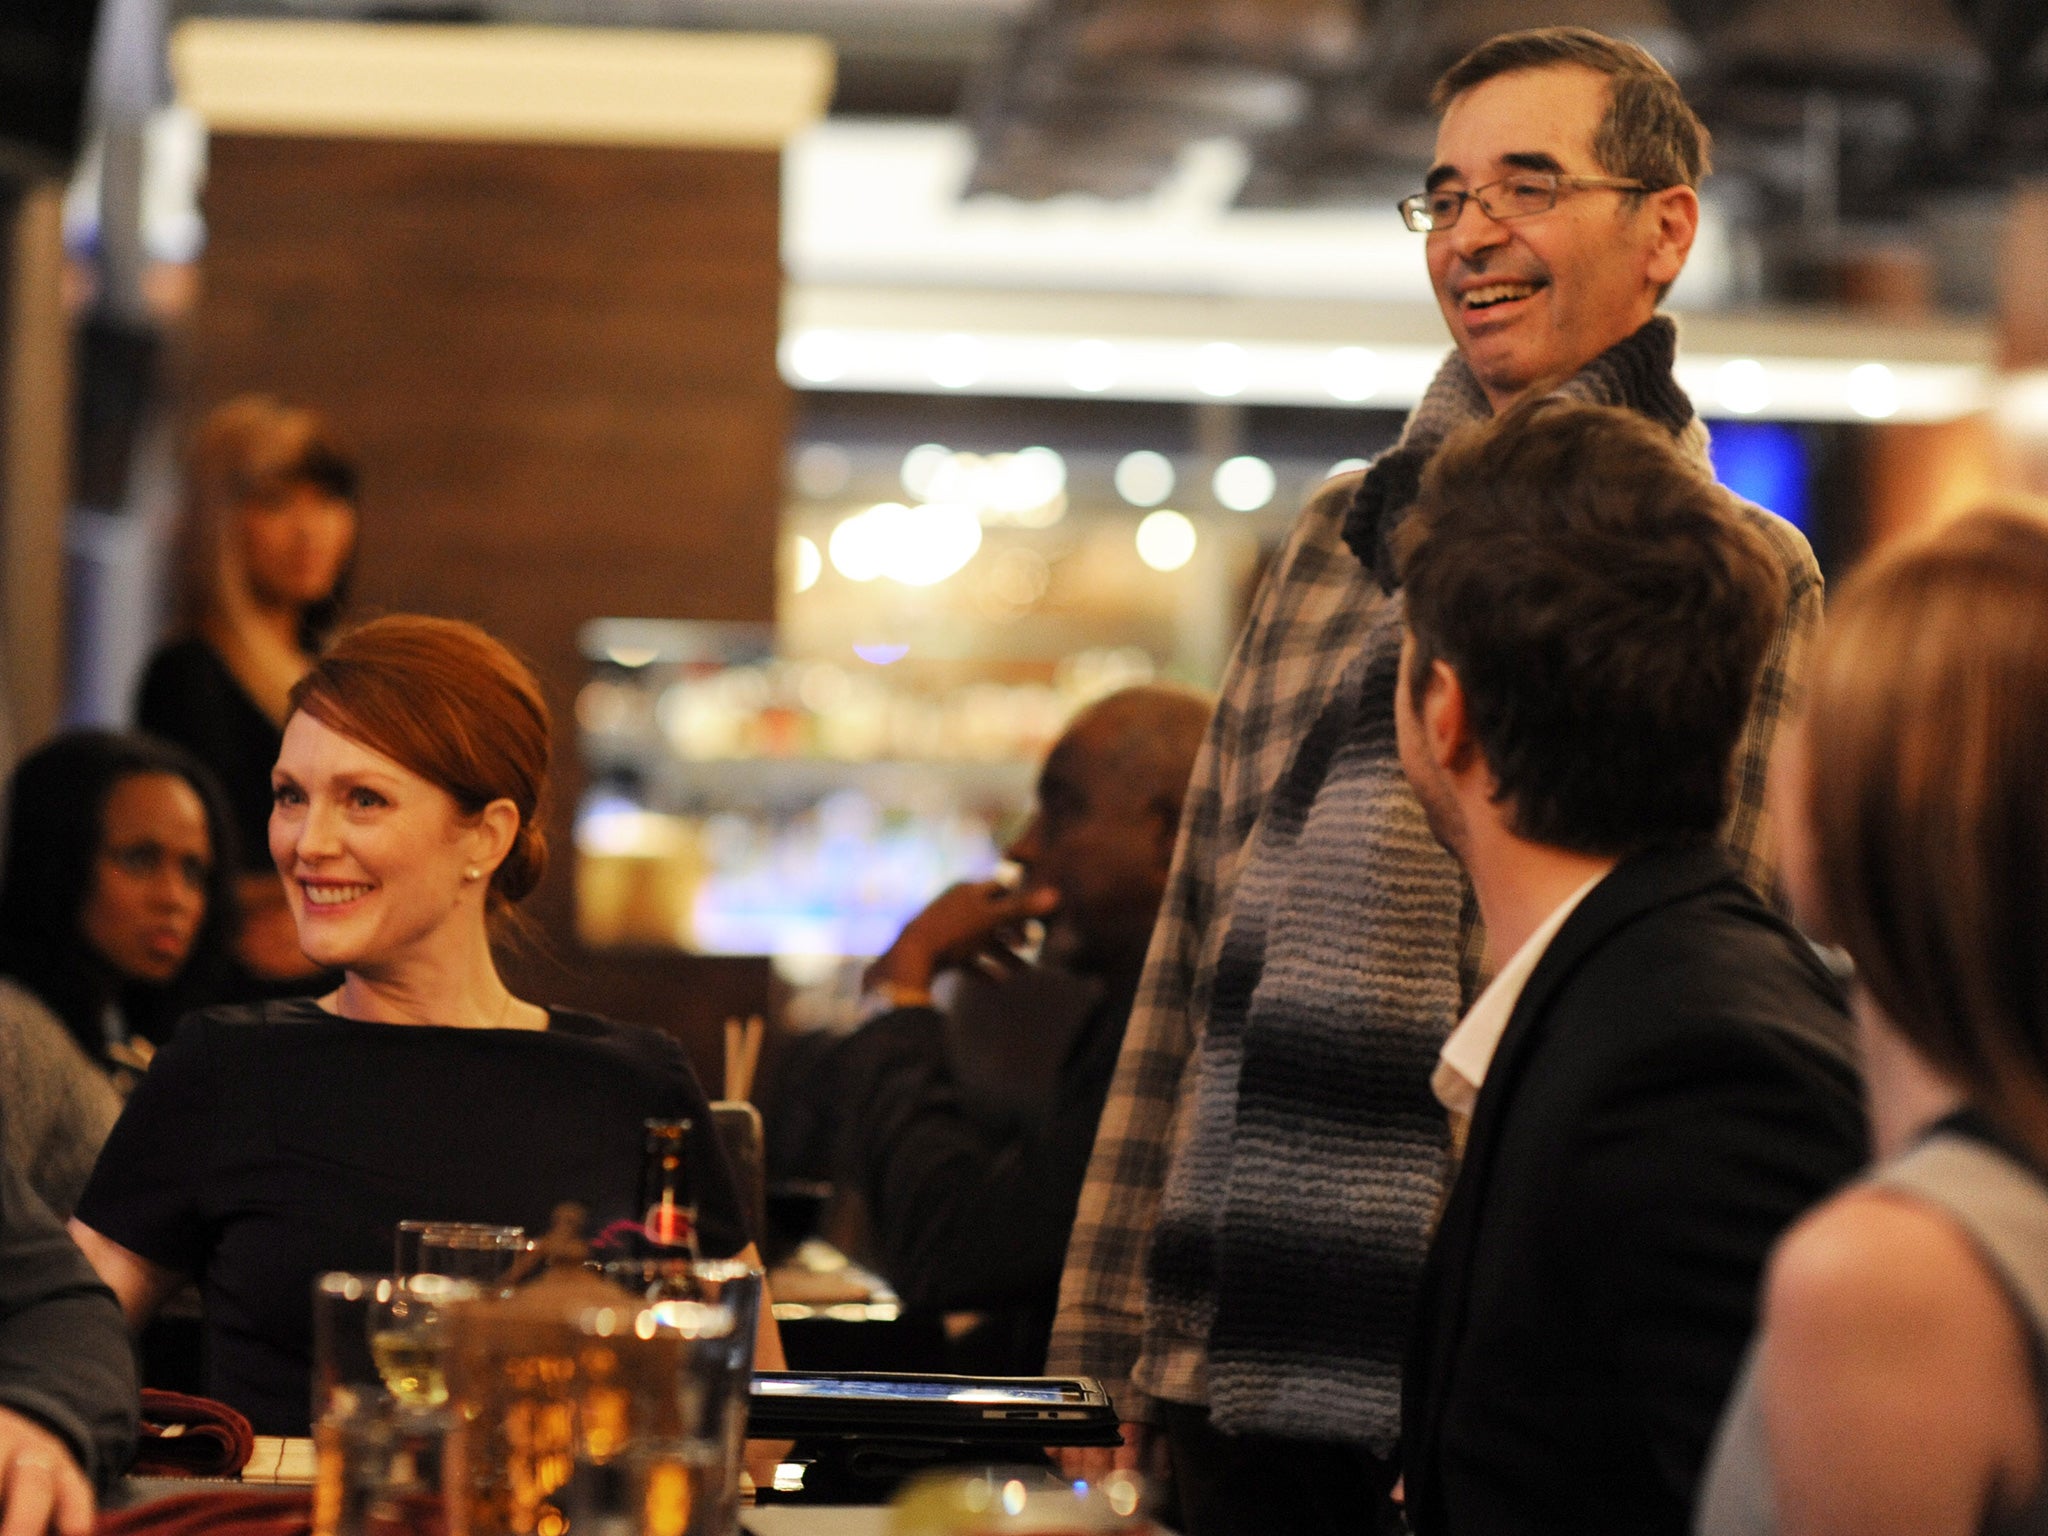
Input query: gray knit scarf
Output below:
<box><xmin>1144</xmin><ymin>318</ymin><xmax>1703</xmax><ymax>1453</ymax></box>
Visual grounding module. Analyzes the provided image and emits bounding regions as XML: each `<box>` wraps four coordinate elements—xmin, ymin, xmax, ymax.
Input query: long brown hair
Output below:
<box><xmin>174</xmin><ymin>395</ymin><xmax>358</xmax><ymax>721</ymax></box>
<box><xmin>1803</xmin><ymin>508</ymin><xmax>2048</xmax><ymax>1167</ymax></box>
<box><xmin>286</xmin><ymin>616</ymin><xmax>550</xmax><ymax>909</ymax></box>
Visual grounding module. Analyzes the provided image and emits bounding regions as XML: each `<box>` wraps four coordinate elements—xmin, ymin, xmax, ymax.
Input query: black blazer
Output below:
<box><xmin>1401</xmin><ymin>844</ymin><xmax>1865</xmax><ymax>1536</ymax></box>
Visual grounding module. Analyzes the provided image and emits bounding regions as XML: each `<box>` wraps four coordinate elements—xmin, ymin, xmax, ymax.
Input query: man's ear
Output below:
<box><xmin>1420</xmin><ymin>658</ymin><xmax>1478</xmax><ymax>776</ymax></box>
<box><xmin>1643</xmin><ymin>184</ymin><xmax>1699</xmax><ymax>294</ymax></box>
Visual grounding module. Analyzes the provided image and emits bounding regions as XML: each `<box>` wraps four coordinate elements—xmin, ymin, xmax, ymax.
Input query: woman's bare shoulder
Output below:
<box><xmin>1758</xmin><ymin>1185</ymin><xmax>2042</xmax><ymax>1534</ymax></box>
<box><xmin>1764</xmin><ymin>1182</ymin><xmax>2035</xmax><ymax>1381</ymax></box>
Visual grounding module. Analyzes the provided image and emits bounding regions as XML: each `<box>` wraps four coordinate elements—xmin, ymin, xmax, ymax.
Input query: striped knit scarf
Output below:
<box><xmin>1144</xmin><ymin>318</ymin><xmax>1703</xmax><ymax>1453</ymax></box>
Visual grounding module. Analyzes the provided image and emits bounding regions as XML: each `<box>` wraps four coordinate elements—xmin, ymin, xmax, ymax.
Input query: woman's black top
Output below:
<box><xmin>136</xmin><ymin>638</ymin><xmax>281</xmax><ymax>873</ymax></box>
<box><xmin>74</xmin><ymin>999</ymin><xmax>748</xmax><ymax>1434</ymax></box>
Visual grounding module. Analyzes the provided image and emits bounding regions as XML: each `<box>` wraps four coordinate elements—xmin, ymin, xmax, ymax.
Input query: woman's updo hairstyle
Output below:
<box><xmin>286</xmin><ymin>616</ymin><xmax>550</xmax><ymax>906</ymax></box>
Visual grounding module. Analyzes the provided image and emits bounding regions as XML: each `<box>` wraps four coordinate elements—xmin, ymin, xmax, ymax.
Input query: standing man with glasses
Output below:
<box><xmin>1048</xmin><ymin>28</ymin><xmax>1823</xmax><ymax>1536</ymax></box>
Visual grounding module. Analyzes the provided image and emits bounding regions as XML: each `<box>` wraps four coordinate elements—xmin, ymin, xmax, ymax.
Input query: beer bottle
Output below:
<box><xmin>638</xmin><ymin>1117</ymin><xmax>698</xmax><ymax>1255</ymax></box>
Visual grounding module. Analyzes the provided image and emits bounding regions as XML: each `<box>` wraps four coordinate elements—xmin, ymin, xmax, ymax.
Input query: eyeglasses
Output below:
<box><xmin>1398</xmin><ymin>171</ymin><xmax>1656</xmax><ymax>233</ymax></box>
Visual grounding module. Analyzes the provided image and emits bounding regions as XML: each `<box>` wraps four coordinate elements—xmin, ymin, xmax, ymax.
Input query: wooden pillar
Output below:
<box><xmin>1996</xmin><ymin>183</ymin><xmax>2048</xmax><ymax>501</ymax></box>
<box><xmin>1859</xmin><ymin>416</ymin><xmax>2004</xmax><ymax>548</ymax></box>
<box><xmin>0</xmin><ymin>182</ymin><xmax>72</xmax><ymax>765</ymax></box>
<box><xmin>174</xmin><ymin>22</ymin><xmax>832</xmax><ymax>1056</ymax></box>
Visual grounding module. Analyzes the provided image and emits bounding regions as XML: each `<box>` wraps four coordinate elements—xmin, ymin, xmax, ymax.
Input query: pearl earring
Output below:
<box><xmin>464</xmin><ymin>867</ymin><xmax>481</xmax><ymax>882</ymax></box>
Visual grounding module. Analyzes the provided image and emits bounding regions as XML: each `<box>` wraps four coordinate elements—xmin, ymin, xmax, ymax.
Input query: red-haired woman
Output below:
<box><xmin>74</xmin><ymin>616</ymin><xmax>777</xmax><ymax>1434</ymax></box>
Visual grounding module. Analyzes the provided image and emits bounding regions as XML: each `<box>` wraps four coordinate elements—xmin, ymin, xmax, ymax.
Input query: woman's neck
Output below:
<box><xmin>203</xmin><ymin>605</ymin><xmax>310</xmax><ymax>725</ymax></box>
<box><xmin>1857</xmin><ymin>989</ymin><xmax>1968</xmax><ymax>1161</ymax></box>
<box><xmin>325</xmin><ymin>926</ymin><xmax>544</xmax><ymax>1031</ymax></box>
<box><xmin>245</xmin><ymin>598</ymin><xmax>304</xmax><ymax>655</ymax></box>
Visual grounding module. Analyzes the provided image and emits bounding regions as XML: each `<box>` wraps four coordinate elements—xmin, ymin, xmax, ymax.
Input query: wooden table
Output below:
<box><xmin>241</xmin><ymin>1436</ymin><xmax>319</xmax><ymax>1485</ymax></box>
<box><xmin>744</xmin><ymin>1510</ymin><xmax>892</xmax><ymax>1535</ymax></box>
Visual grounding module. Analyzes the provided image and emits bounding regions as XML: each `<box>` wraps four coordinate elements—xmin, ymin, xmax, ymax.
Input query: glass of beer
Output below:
<box><xmin>560</xmin><ymin>1299</ymin><xmax>740</xmax><ymax>1536</ymax></box>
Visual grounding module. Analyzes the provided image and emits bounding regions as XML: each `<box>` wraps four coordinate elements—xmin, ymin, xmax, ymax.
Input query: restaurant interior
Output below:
<box><xmin>3</xmin><ymin>0</ymin><xmax>2048</xmax><ymax>1525</ymax></box>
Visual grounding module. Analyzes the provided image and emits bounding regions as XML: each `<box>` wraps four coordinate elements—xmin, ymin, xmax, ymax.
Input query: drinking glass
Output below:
<box><xmin>310</xmin><ymin>1273</ymin><xmax>398</xmax><ymax>1536</ymax></box>
<box><xmin>638</xmin><ymin>1263</ymin><xmax>762</xmax><ymax>1536</ymax></box>
<box><xmin>562</xmin><ymin>1299</ymin><xmax>739</xmax><ymax>1536</ymax></box>
<box><xmin>368</xmin><ymin>1274</ymin><xmax>478</xmax><ymax>1413</ymax></box>
<box><xmin>394</xmin><ymin>1220</ymin><xmax>527</xmax><ymax>1284</ymax></box>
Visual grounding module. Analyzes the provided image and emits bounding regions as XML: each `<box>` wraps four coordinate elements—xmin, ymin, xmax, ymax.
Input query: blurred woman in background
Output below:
<box><xmin>136</xmin><ymin>395</ymin><xmax>358</xmax><ymax>986</ymax></box>
<box><xmin>0</xmin><ymin>730</ymin><xmax>233</xmax><ymax>1216</ymax></box>
<box><xmin>1698</xmin><ymin>508</ymin><xmax>2048</xmax><ymax>1536</ymax></box>
<box><xmin>75</xmin><ymin>616</ymin><xmax>775</xmax><ymax>1433</ymax></box>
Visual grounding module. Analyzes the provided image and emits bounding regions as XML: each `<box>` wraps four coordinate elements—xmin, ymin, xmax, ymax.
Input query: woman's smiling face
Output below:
<box><xmin>268</xmin><ymin>712</ymin><xmax>492</xmax><ymax>974</ymax></box>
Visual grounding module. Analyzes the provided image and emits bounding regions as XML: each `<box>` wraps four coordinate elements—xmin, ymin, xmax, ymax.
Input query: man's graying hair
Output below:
<box><xmin>1432</xmin><ymin>27</ymin><xmax>1712</xmax><ymax>193</ymax></box>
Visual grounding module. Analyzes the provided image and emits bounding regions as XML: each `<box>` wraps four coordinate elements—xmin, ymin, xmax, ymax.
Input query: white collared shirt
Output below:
<box><xmin>1433</xmin><ymin>870</ymin><xmax>1609</xmax><ymax>1126</ymax></box>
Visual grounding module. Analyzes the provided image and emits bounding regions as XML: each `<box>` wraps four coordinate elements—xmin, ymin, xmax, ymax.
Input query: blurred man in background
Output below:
<box><xmin>782</xmin><ymin>685</ymin><xmax>1209</xmax><ymax>1374</ymax></box>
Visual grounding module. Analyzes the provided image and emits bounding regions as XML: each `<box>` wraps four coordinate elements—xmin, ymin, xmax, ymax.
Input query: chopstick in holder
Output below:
<box><xmin>741</xmin><ymin>1014</ymin><xmax>763</xmax><ymax>1104</ymax></box>
<box><xmin>721</xmin><ymin>1014</ymin><xmax>765</xmax><ymax>1103</ymax></box>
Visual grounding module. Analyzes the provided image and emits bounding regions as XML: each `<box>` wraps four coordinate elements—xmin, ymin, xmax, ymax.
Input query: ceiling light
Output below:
<box><xmin>829</xmin><ymin>506</ymin><xmax>893</xmax><ymax>582</ymax></box>
<box><xmin>901</xmin><ymin>443</ymin><xmax>952</xmax><ymax>500</ymax></box>
<box><xmin>1115</xmin><ymin>450</ymin><xmax>1175</xmax><ymax>507</ymax></box>
<box><xmin>832</xmin><ymin>500</ymin><xmax>982</xmax><ymax>587</ymax></box>
<box><xmin>1717</xmin><ymin>359</ymin><xmax>1771</xmax><ymax>416</ymax></box>
<box><xmin>1846</xmin><ymin>363</ymin><xmax>1901</xmax><ymax>420</ymax></box>
<box><xmin>777</xmin><ymin>322</ymin><xmax>1989</xmax><ymax>424</ymax></box>
<box><xmin>1136</xmin><ymin>510</ymin><xmax>1198</xmax><ymax>572</ymax></box>
<box><xmin>928</xmin><ymin>333</ymin><xmax>982</xmax><ymax>389</ymax></box>
<box><xmin>1065</xmin><ymin>339</ymin><xmax>1119</xmax><ymax>393</ymax></box>
<box><xmin>986</xmin><ymin>447</ymin><xmax>1067</xmax><ymax>525</ymax></box>
<box><xmin>1324</xmin><ymin>347</ymin><xmax>1380</xmax><ymax>403</ymax></box>
<box><xmin>922</xmin><ymin>451</ymin><xmax>981</xmax><ymax>504</ymax></box>
<box><xmin>1997</xmin><ymin>370</ymin><xmax>2048</xmax><ymax>435</ymax></box>
<box><xmin>1213</xmin><ymin>455</ymin><xmax>1277</xmax><ymax>512</ymax></box>
<box><xmin>1327</xmin><ymin>457</ymin><xmax>1369</xmax><ymax>479</ymax></box>
<box><xmin>1194</xmin><ymin>342</ymin><xmax>1249</xmax><ymax>398</ymax></box>
<box><xmin>784</xmin><ymin>330</ymin><xmax>849</xmax><ymax>385</ymax></box>
<box><xmin>884</xmin><ymin>502</ymin><xmax>983</xmax><ymax>585</ymax></box>
<box><xmin>790</xmin><ymin>535</ymin><xmax>822</xmax><ymax>593</ymax></box>
<box><xmin>853</xmin><ymin>642</ymin><xmax>909</xmax><ymax>666</ymax></box>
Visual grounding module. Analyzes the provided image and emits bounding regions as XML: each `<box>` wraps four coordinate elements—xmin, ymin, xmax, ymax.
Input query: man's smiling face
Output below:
<box><xmin>1425</xmin><ymin>63</ymin><xmax>1695</xmax><ymax>412</ymax></box>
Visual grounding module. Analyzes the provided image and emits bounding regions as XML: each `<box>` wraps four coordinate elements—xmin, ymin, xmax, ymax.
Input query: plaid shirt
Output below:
<box><xmin>1045</xmin><ymin>429</ymin><xmax>1822</xmax><ymax>1420</ymax></box>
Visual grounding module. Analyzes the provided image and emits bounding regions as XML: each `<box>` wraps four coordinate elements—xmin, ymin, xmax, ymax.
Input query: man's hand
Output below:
<box><xmin>865</xmin><ymin>881</ymin><xmax>1060</xmax><ymax>1000</ymax></box>
<box><xmin>0</xmin><ymin>1409</ymin><xmax>91</xmax><ymax>1536</ymax></box>
<box><xmin>1053</xmin><ymin>1420</ymin><xmax>1145</xmax><ymax>1484</ymax></box>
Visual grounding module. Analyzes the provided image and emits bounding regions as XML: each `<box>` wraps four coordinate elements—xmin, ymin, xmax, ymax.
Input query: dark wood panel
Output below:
<box><xmin>194</xmin><ymin>304</ymin><xmax>780</xmax><ymax>398</ymax></box>
<box><xmin>187</xmin><ymin>131</ymin><xmax>787</xmax><ymax>1021</ymax></box>
<box><xmin>202</xmin><ymin>135</ymin><xmax>783</xmax><ymax>269</ymax></box>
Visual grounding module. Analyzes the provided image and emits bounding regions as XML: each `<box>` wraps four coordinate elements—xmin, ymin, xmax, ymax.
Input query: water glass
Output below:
<box><xmin>395</xmin><ymin>1220</ymin><xmax>528</xmax><ymax>1284</ymax></box>
<box><xmin>311</xmin><ymin>1273</ymin><xmax>401</xmax><ymax>1536</ymax></box>
<box><xmin>615</xmin><ymin>1262</ymin><xmax>761</xmax><ymax>1536</ymax></box>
